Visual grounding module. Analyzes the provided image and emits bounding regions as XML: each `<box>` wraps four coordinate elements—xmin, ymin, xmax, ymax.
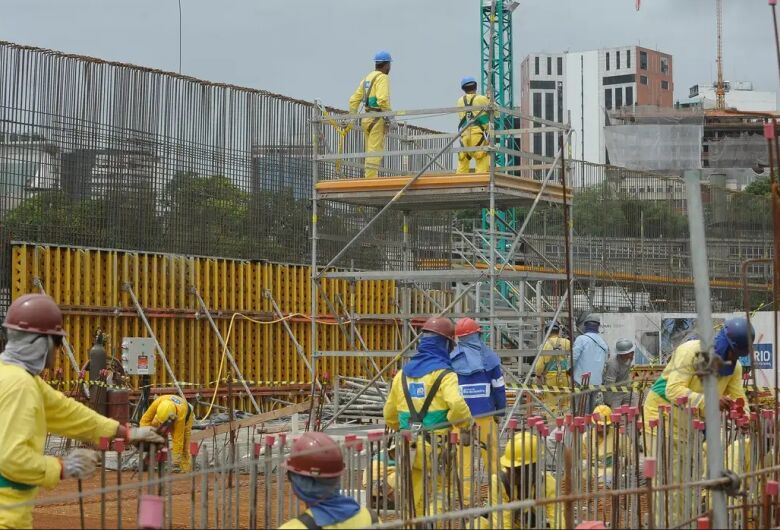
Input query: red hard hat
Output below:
<box><xmin>455</xmin><ymin>318</ymin><xmax>481</xmax><ymax>337</ymax></box>
<box><xmin>3</xmin><ymin>294</ymin><xmax>66</xmax><ymax>336</ymax></box>
<box><xmin>421</xmin><ymin>316</ymin><xmax>455</xmax><ymax>340</ymax></box>
<box><xmin>285</xmin><ymin>432</ymin><xmax>344</xmax><ymax>478</ymax></box>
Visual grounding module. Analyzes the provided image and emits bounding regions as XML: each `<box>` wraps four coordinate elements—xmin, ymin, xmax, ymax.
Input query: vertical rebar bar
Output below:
<box><xmin>249</xmin><ymin>442</ymin><xmax>259</xmax><ymax>530</ymax></box>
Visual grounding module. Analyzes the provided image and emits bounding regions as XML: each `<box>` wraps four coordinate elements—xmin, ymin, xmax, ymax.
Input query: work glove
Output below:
<box><xmin>61</xmin><ymin>449</ymin><xmax>99</xmax><ymax>480</ymax></box>
<box><xmin>719</xmin><ymin>396</ymin><xmax>734</xmax><ymax>412</ymax></box>
<box><xmin>128</xmin><ymin>426</ymin><xmax>166</xmax><ymax>445</ymax></box>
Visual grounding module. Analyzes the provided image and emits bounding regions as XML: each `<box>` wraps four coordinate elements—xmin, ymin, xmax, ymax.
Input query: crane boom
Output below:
<box><xmin>715</xmin><ymin>0</ymin><xmax>726</xmax><ymax>110</ymax></box>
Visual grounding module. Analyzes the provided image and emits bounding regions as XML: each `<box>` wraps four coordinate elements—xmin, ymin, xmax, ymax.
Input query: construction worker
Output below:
<box><xmin>348</xmin><ymin>50</ymin><xmax>392</xmax><ymax>178</ymax></box>
<box><xmin>644</xmin><ymin>317</ymin><xmax>753</xmax><ymax>446</ymax></box>
<box><xmin>383</xmin><ymin>316</ymin><xmax>473</xmax><ymax>517</ymax></box>
<box><xmin>582</xmin><ymin>405</ymin><xmax>615</xmax><ymax>487</ymax></box>
<box><xmin>0</xmin><ymin>294</ymin><xmax>164</xmax><ymax>529</ymax></box>
<box><xmin>140</xmin><ymin>394</ymin><xmax>194</xmax><ymax>472</ymax></box>
<box><xmin>362</xmin><ymin>443</ymin><xmax>397</xmax><ymax>508</ymax></box>
<box><xmin>280</xmin><ymin>431</ymin><xmax>379</xmax><ymax>528</ymax></box>
<box><xmin>602</xmin><ymin>339</ymin><xmax>635</xmax><ymax>409</ymax></box>
<box><xmin>535</xmin><ymin>320</ymin><xmax>571</xmax><ymax>387</ymax></box>
<box><xmin>450</xmin><ymin>317</ymin><xmax>506</xmax><ymax>504</ymax></box>
<box><xmin>572</xmin><ymin>314</ymin><xmax>609</xmax><ymax>413</ymax></box>
<box><xmin>479</xmin><ymin>432</ymin><xmax>560</xmax><ymax>529</ymax></box>
<box><xmin>456</xmin><ymin>76</ymin><xmax>490</xmax><ymax>174</ymax></box>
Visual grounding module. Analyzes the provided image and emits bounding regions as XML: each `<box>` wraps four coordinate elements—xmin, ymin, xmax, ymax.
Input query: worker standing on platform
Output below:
<box><xmin>0</xmin><ymin>294</ymin><xmax>164</xmax><ymax>529</ymax></box>
<box><xmin>140</xmin><ymin>394</ymin><xmax>194</xmax><ymax>472</ymax></box>
<box><xmin>456</xmin><ymin>77</ymin><xmax>490</xmax><ymax>174</ymax></box>
<box><xmin>602</xmin><ymin>339</ymin><xmax>636</xmax><ymax>409</ymax></box>
<box><xmin>450</xmin><ymin>318</ymin><xmax>506</xmax><ymax>504</ymax></box>
<box><xmin>383</xmin><ymin>316</ymin><xmax>473</xmax><ymax>517</ymax></box>
<box><xmin>572</xmin><ymin>314</ymin><xmax>608</xmax><ymax>413</ymax></box>
<box><xmin>280</xmin><ymin>431</ymin><xmax>379</xmax><ymax>528</ymax></box>
<box><xmin>349</xmin><ymin>51</ymin><xmax>392</xmax><ymax>178</ymax></box>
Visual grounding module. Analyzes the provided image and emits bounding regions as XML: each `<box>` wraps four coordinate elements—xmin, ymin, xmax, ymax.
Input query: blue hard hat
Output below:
<box><xmin>461</xmin><ymin>76</ymin><xmax>478</xmax><ymax>89</ymax></box>
<box><xmin>723</xmin><ymin>317</ymin><xmax>755</xmax><ymax>357</ymax></box>
<box><xmin>374</xmin><ymin>50</ymin><xmax>392</xmax><ymax>63</ymax></box>
<box><xmin>545</xmin><ymin>320</ymin><xmax>560</xmax><ymax>332</ymax></box>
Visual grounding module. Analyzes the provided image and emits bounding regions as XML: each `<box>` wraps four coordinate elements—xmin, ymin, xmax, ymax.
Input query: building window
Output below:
<box><xmin>616</xmin><ymin>50</ymin><xmax>621</xmax><ymax>69</ymax></box>
<box><xmin>661</xmin><ymin>80</ymin><xmax>669</xmax><ymax>90</ymax></box>
<box><xmin>605</xmin><ymin>88</ymin><xmax>612</xmax><ymax>110</ymax></box>
<box><xmin>606</xmin><ymin>52</ymin><xmax>610</xmax><ymax>71</ymax></box>
<box><xmin>640</xmin><ymin>75</ymin><xmax>648</xmax><ymax>85</ymax></box>
<box><xmin>627</xmin><ymin>50</ymin><xmax>632</xmax><ymax>68</ymax></box>
<box><xmin>547</xmin><ymin>56</ymin><xmax>552</xmax><ymax>75</ymax></box>
<box><xmin>545</xmin><ymin>92</ymin><xmax>554</xmax><ymax>121</ymax></box>
<box><xmin>532</xmin><ymin>92</ymin><xmax>542</xmax><ymax>117</ymax></box>
<box><xmin>660</xmin><ymin>57</ymin><xmax>669</xmax><ymax>73</ymax></box>
<box><xmin>545</xmin><ymin>132</ymin><xmax>554</xmax><ymax>157</ymax></box>
<box><xmin>534</xmin><ymin>56</ymin><xmax>539</xmax><ymax>75</ymax></box>
<box><xmin>626</xmin><ymin>86</ymin><xmax>634</xmax><ymax>106</ymax></box>
<box><xmin>639</xmin><ymin>50</ymin><xmax>648</xmax><ymax>70</ymax></box>
<box><xmin>533</xmin><ymin>133</ymin><xmax>542</xmax><ymax>155</ymax></box>
<box><xmin>557</xmin><ymin>57</ymin><xmax>563</xmax><ymax>76</ymax></box>
<box><xmin>615</xmin><ymin>87</ymin><xmax>623</xmax><ymax>109</ymax></box>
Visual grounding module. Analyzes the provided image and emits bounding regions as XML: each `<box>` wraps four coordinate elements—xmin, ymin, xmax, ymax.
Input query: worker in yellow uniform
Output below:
<box><xmin>535</xmin><ymin>320</ymin><xmax>571</xmax><ymax>414</ymax></box>
<box><xmin>140</xmin><ymin>394</ymin><xmax>194</xmax><ymax>472</ymax></box>
<box><xmin>456</xmin><ymin>76</ymin><xmax>490</xmax><ymax>174</ymax></box>
<box><xmin>644</xmin><ymin>317</ymin><xmax>752</xmax><ymax>448</ymax></box>
<box><xmin>582</xmin><ymin>405</ymin><xmax>615</xmax><ymax>487</ymax></box>
<box><xmin>0</xmin><ymin>294</ymin><xmax>164</xmax><ymax>529</ymax></box>
<box><xmin>280</xmin><ymin>431</ymin><xmax>379</xmax><ymax>529</ymax></box>
<box><xmin>348</xmin><ymin>50</ymin><xmax>392</xmax><ymax>178</ymax></box>
<box><xmin>383</xmin><ymin>316</ymin><xmax>473</xmax><ymax>517</ymax></box>
<box><xmin>479</xmin><ymin>432</ymin><xmax>561</xmax><ymax>529</ymax></box>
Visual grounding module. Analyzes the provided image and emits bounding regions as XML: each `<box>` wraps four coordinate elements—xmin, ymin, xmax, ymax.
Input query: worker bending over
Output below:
<box><xmin>280</xmin><ymin>432</ymin><xmax>379</xmax><ymax>528</ymax></box>
<box><xmin>602</xmin><ymin>339</ymin><xmax>635</xmax><ymax>409</ymax></box>
<box><xmin>140</xmin><ymin>394</ymin><xmax>194</xmax><ymax>472</ymax></box>
<box><xmin>644</xmin><ymin>317</ymin><xmax>752</xmax><ymax>447</ymax></box>
<box><xmin>348</xmin><ymin>51</ymin><xmax>392</xmax><ymax>178</ymax></box>
<box><xmin>383</xmin><ymin>316</ymin><xmax>473</xmax><ymax>517</ymax></box>
<box><xmin>0</xmin><ymin>294</ymin><xmax>163</xmax><ymax>529</ymax></box>
<box><xmin>479</xmin><ymin>432</ymin><xmax>560</xmax><ymax>529</ymax></box>
<box><xmin>456</xmin><ymin>77</ymin><xmax>490</xmax><ymax>174</ymax></box>
<box><xmin>582</xmin><ymin>405</ymin><xmax>615</xmax><ymax>487</ymax></box>
<box><xmin>450</xmin><ymin>318</ymin><xmax>506</xmax><ymax>504</ymax></box>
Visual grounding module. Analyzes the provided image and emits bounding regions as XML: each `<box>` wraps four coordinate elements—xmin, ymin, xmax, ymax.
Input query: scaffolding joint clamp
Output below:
<box><xmin>714</xmin><ymin>469</ymin><xmax>742</xmax><ymax>497</ymax></box>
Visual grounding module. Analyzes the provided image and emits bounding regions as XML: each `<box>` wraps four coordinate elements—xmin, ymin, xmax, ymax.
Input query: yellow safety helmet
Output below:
<box><xmin>154</xmin><ymin>400</ymin><xmax>178</xmax><ymax>426</ymax></box>
<box><xmin>593</xmin><ymin>405</ymin><xmax>613</xmax><ymax>426</ymax></box>
<box><xmin>500</xmin><ymin>432</ymin><xmax>538</xmax><ymax>468</ymax></box>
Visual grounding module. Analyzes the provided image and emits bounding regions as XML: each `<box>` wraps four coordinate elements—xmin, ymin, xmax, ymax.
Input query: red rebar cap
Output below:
<box><xmin>541</xmin><ymin>426</ymin><xmax>550</xmax><ymax>438</ymax></box>
<box><xmin>637</xmin><ymin>421</ymin><xmax>644</xmax><ymax>431</ymax></box>
<box><xmin>611</xmin><ymin>414</ymin><xmax>621</xmax><ymax>424</ymax></box>
<box><xmin>157</xmin><ymin>448</ymin><xmax>168</xmax><ymax>463</ymax></box>
<box><xmin>265</xmin><ymin>435</ymin><xmax>276</xmax><ymax>447</ymax></box>
<box><xmin>649</xmin><ymin>419</ymin><xmax>659</xmax><ymax>428</ymax></box>
<box><xmin>762</xmin><ymin>409</ymin><xmax>774</xmax><ymax>419</ymax></box>
<box><xmin>626</xmin><ymin>410</ymin><xmax>636</xmax><ymax>421</ymax></box>
<box><xmin>367</xmin><ymin>430</ymin><xmax>384</xmax><ymax>442</ymax></box>
<box><xmin>676</xmin><ymin>396</ymin><xmax>688</xmax><ymax>406</ymax></box>
<box><xmin>735</xmin><ymin>397</ymin><xmax>745</xmax><ymax>408</ymax></box>
<box><xmin>401</xmin><ymin>430</ymin><xmax>412</xmax><ymax>442</ymax></box>
<box><xmin>765</xmin><ymin>122</ymin><xmax>776</xmax><ymax>138</ymax></box>
<box><xmin>584</xmin><ymin>414</ymin><xmax>593</xmax><ymax>425</ymax></box>
<box><xmin>619</xmin><ymin>426</ymin><xmax>626</xmax><ymax>435</ymax></box>
<box><xmin>564</xmin><ymin>414</ymin><xmax>573</xmax><ymax>425</ymax></box>
<box><xmin>355</xmin><ymin>441</ymin><xmax>364</xmax><ymax>452</ymax></box>
<box><xmin>575</xmin><ymin>521</ymin><xmax>606</xmax><ymax>529</ymax></box>
<box><xmin>729</xmin><ymin>409</ymin><xmax>741</xmax><ymax>420</ymax></box>
<box><xmin>254</xmin><ymin>442</ymin><xmax>262</xmax><ymax>458</ymax></box>
<box><xmin>450</xmin><ymin>432</ymin><xmax>459</xmax><ymax>444</ymax></box>
<box><xmin>767</xmin><ymin>480</ymin><xmax>779</xmax><ymax>496</ymax></box>
<box><xmin>556</xmin><ymin>417</ymin><xmax>564</xmax><ymax>428</ymax></box>
<box><xmin>112</xmin><ymin>439</ymin><xmax>125</xmax><ymax>453</ymax></box>
<box><xmin>99</xmin><ymin>437</ymin><xmax>110</xmax><ymax>451</ymax></box>
<box><xmin>278</xmin><ymin>433</ymin><xmax>287</xmax><ymax>445</ymax></box>
<box><xmin>643</xmin><ymin>458</ymin><xmax>657</xmax><ymax>478</ymax></box>
<box><xmin>507</xmin><ymin>418</ymin><xmax>518</xmax><ymax>430</ymax></box>
<box><xmin>697</xmin><ymin>516</ymin><xmax>710</xmax><ymax>530</ymax></box>
<box><xmin>574</xmin><ymin>416</ymin><xmax>585</xmax><ymax>427</ymax></box>
<box><xmin>190</xmin><ymin>442</ymin><xmax>199</xmax><ymax>457</ymax></box>
<box><xmin>555</xmin><ymin>431</ymin><xmax>564</xmax><ymax>443</ymax></box>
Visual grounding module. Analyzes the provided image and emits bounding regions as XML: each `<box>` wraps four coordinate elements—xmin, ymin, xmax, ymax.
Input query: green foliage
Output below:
<box><xmin>3</xmin><ymin>190</ymin><xmax>94</xmax><ymax>244</ymax></box>
<box><xmin>744</xmin><ymin>175</ymin><xmax>771</xmax><ymax>196</ymax></box>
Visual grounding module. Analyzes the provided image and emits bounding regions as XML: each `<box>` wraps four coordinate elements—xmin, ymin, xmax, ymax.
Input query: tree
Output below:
<box><xmin>744</xmin><ymin>175</ymin><xmax>771</xmax><ymax>196</ymax></box>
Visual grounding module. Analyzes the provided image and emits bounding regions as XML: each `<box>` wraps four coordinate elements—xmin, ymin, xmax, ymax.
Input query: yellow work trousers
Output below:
<box><xmin>459</xmin><ymin>416</ymin><xmax>497</xmax><ymax>506</ymax></box>
<box><xmin>457</xmin><ymin>127</ymin><xmax>489</xmax><ymax>174</ymax></box>
<box><xmin>172</xmin><ymin>414</ymin><xmax>194</xmax><ymax>472</ymax></box>
<box><xmin>362</xmin><ymin>117</ymin><xmax>386</xmax><ymax>178</ymax></box>
<box><xmin>0</xmin><ymin>486</ymin><xmax>36</xmax><ymax>529</ymax></box>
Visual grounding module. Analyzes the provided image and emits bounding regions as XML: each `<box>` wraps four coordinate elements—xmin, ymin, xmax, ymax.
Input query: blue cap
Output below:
<box><xmin>374</xmin><ymin>50</ymin><xmax>392</xmax><ymax>63</ymax></box>
<box><xmin>460</xmin><ymin>76</ymin><xmax>478</xmax><ymax>89</ymax></box>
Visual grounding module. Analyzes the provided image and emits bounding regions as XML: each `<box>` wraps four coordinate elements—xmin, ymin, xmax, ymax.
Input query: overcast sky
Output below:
<box><xmin>1</xmin><ymin>0</ymin><xmax>776</xmax><ymax>130</ymax></box>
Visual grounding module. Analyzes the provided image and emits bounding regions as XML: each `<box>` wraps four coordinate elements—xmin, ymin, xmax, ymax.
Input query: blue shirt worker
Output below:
<box><xmin>572</xmin><ymin>314</ymin><xmax>609</xmax><ymax>413</ymax></box>
<box><xmin>450</xmin><ymin>318</ymin><xmax>506</xmax><ymax>504</ymax></box>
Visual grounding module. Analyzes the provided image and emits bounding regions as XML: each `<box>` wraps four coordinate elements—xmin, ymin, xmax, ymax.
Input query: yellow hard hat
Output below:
<box><xmin>500</xmin><ymin>432</ymin><xmax>538</xmax><ymax>468</ymax></box>
<box><xmin>593</xmin><ymin>405</ymin><xmax>613</xmax><ymax>426</ymax></box>
<box><xmin>154</xmin><ymin>400</ymin><xmax>178</xmax><ymax>425</ymax></box>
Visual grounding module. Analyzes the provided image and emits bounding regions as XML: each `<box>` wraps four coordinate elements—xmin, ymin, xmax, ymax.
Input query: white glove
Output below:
<box><xmin>61</xmin><ymin>449</ymin><xmax>99</xmax><ymax>480</ymax></box>
<box><xmin>128</xmin><ymin>426</ymin><xmax>166</xmax><ymax>445</ymax></box>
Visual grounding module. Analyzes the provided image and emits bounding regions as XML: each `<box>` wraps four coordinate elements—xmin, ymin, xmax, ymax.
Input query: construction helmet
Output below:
<box><xmin>500</xmin><ymin>432</ymin><xmax>538</xmax><ymax>467</ymax></box>
<box><xmin>374</xmin><ymin>50</ymin><xmax>392</xmax><ymax>63</ymax></box>
<box><xmin>545</xmin><ymin>320</ymin><xmax>561</xmax><ymax>333</ymax></box>
<box><xmin>455</xmin><ymin>318</ymin><xmax>481</xmax><ymax>338</ymax></box>
<box><xmin>723</xmin><ymin>317</ymin><xmax>755</xmax><ymax>357</ymax></box>
<box><xmin>460</xmin><ymin>76</ymin><xmax>478</xmax><ymax>89</ymax></box>
<box><xmin>583</xmin><ymin>314</ymin><xmax>601</xmax><ymax>325</ymax></box>
<box><xmin>421</xmin><ymin>317</ymin><xmax>455</xmax><ymax>341</ymax></box>
<box><xmin>286</xmin><ymin>432</ymin><xmax>345</xmax><ymax>478</ymax></box>
<box><xmin>615</xmin><ymin>339</ymin><xmax>635</xmax><ymax>355</ymax></box>
<box><xmin>3</xmin><ymin>294</ymin><xmax>66</xmax><ymax>336</ymax></box>
<box><xmin>154</xmin><ymin>400</ymin><xmax>178</xmax><ymax>425</ymax></box>
<box><xmin>593</xmin><ymin>405</ymin><xmax>613</xmax><ymax>426</ymax></box>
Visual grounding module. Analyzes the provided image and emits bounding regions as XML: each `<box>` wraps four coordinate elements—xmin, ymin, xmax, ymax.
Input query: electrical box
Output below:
<box><xmin>121</xmin><ymin>338</ymin><xmax>156</xmax><ymax>375</ymax></box>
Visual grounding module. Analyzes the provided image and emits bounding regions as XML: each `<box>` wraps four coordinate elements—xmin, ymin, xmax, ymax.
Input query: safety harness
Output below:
<box><xmin>361</xmin><ymin>71</ymin><xmax>386</xmax><ymax>135</ymax></box>
<box><xmin>401</xmin><ymin>369</ymin><xmax>452</xmax><ymax>436</ymax></box>
<box><xmin>458</xmin><ymin>94</ymin><xmax>487</xmax><ymax>159</ymax></box>
<box><xmin>294</xmin><ymin>509</ymin><xmax>379</xmax><ymax>529</ymax></box>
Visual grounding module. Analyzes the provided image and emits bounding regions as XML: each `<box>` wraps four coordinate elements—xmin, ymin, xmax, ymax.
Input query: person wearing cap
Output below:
<box><xmin>478</xmin><ymin>432</ymin><xmax>561</xmax><ymax>529</ymax></box>
<box><xmin>644</xmin><ymin>317</ymin><xmax>753</xmax><ymax>445</ymax></box>
<box><xmin>450</xmin><ymin>317</ymin><xmax>506</xmax><ymax>504</ymax></box>
<box><xmin>581</xmin><ymin>405</ymin><xmax>616</xmax><ymax>487</ymax></box>
<box><xmin>602</xmin><ymin>339</ymin><xmax>636</xmax><ymax>409</ymax></box>
<box><xmin>0</xmin><ymin>294</ymin><xmax>164</xmax><ymax>529</ymax></box>
<box><xmin>572</xmin><ymin>314</ymin><xmax>609</xmax><ymax>413</ymax></box>
<box><xmin>383</xmin><ymin>316</ymin><xmax>473</xmax><ymax>517</ymax></box>
<box><xmin>456</xmin><ymin>77</ymin><xmax>490</xmax><ymax>174</ymax></box>
<box><xmin>280</xmin><ymin>431</ymin><xmax>379</xmax><ymax>528</ymax></box>
<box><xmin>349</xmin><ymin>50</ymin><xmax>392</xmax><ymax>178</ymax></box>
<box><xmin>140</xmin><ymin>394</ymin><xmax>194</xmax><ymax>472</ymax></box>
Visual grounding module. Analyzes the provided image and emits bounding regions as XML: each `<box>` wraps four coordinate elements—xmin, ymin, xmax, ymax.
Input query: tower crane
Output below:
<box><xmin>715</xmin><ymin>0</ymin><xmax>726</xmax><ymax>110</ymax></box>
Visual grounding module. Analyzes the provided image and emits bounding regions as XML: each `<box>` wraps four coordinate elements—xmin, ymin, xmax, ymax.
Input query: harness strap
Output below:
<box><xmin>296</xmin><ymin>512</ymin><xmax>320</xmax><ymax>530</ymax></box>
<box><xmin>401</xmin><ymin>369</ymin><xmax>452</xmax><ymax>425</ymax></box>
<box><xmin>363</xmin><ymin>72</ymin><xmax>383</xmax><ymax>111</ymax></box>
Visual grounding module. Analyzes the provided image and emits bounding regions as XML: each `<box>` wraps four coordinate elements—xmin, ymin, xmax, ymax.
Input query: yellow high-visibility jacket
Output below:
<box><xmin>0</xmin><ymin>361</ymin><xmax>119</xmax><ymax>529</ymax></box>
<box><xmin>480</xmin><ymin>470</ymin><xmax>561</xmax><ymax>529</ymax></box>
<box><xmin>349</xmin><ymin>71</ymin><xmax>391</xmax><ymax>114</ymax></box>
<box><xmin>536</xmin><ymin>336</ymin><xmax>571</xmax><ymax>387</ymax></box>
<box><xmin>456</xmin><ymin>93</ymin><xmax>490</xmax><ymax>129</ymax></box>
<box><xmin>140</xmin><ymin>395</ymin><xmax>193</xmax><ymax>471</ymax></box>
<box><xmin>383</xmin><ymin>368</ymin><xmax>472</xmax><ymax>434</ymax></box>
<box><xmin>279</xmin><ymin>507</ymin><xmax>379</xmax><ymax>529</ymax></box>
<box><xmin>644</xmin><ymin>339</ymin><xmax>749</xmax><ymax>440</ymax></box>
